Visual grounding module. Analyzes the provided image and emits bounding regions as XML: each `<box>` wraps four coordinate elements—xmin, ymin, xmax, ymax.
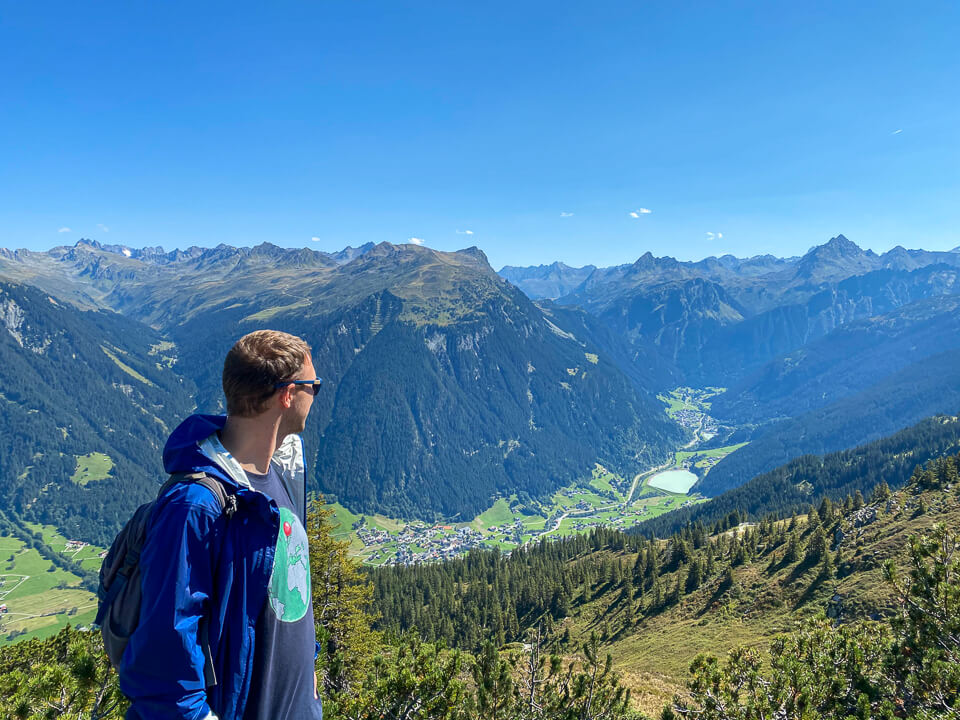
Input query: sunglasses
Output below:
<box><xmin>274</xmin><ymin>378</ymin><xmax>324</xmax><ymax>396</ymax></box>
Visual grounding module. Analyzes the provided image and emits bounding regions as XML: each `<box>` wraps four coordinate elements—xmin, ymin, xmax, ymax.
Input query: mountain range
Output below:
<box><xmin>2</xmin><ymin>231</ymin><xmax>960</xmax><ymax>546</ymax></box>
<box><xmin>0</xmin><ymin>239</ymin><xmax>681</xmax><ymax>539</ymax></box>
<box><xmin>501</xmin><ymin>235</ymin><xmax>960</xmax><ymax>499</ymax></box>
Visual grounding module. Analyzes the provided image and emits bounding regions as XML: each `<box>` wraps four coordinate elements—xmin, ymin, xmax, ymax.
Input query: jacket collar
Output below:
<box><xmin>164</xmin><ymin>414</ymin><xmax>307</xmax><ymax>519</ymax></box>
<box><xmin>200</xmin><ymin>431</ymin><xmax>306</xmax><ymax>518</ymax></box>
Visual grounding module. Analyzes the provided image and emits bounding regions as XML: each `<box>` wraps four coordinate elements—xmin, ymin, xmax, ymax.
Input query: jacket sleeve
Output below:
<box><xmin>119</xmin><ymin>485</ymin><xmax>227</xmax><ymax>720</ymax></box>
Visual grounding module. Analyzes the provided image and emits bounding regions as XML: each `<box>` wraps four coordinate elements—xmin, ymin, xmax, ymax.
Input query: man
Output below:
<box><xmin>120</xmin><ymin>330</ymin><xmax>324</xmax><ymax>720</ymax></box>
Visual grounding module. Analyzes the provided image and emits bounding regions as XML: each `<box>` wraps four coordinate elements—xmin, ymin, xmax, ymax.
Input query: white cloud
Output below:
<box><xmin>97</xmin><ymin>223</ymin><xmax>110</xmax><ymax>233</ymax></box>
<box><xmin>58</xmin><ymin>227</ymin><xmax>71</xmax><ymax>233</ymax></box>
<box><xmin>456</xmin><ymin>229</ymin><xmax>474</xmax><ymax>235</ymax></box>
<box><xmin>408</xmin><ymin>237</ymin><xmax>425</xmax><ymax>246</ymax></box>
<box><xmin>310</xmin><ymin>236</ymin><xmax>321</xmax><ymax>242</ymax></box>
<box><xmin>706</xmin><ymin>232</ymin><xmax>723</xmax><ymax>240</ymax></box>
<box><xmin>629</xmin><ymin>208</ymin><xmax>652</xmax><ymax>218</ymax></box>
<box><xmin>560</xmin><ymin>212</ymin><xmax>574</xmax><ymax>218</ymax></box>
<box><xmin>892</xmin><ymin>129</ymin><xmax>903</xmax><ymax>135</ymax></box>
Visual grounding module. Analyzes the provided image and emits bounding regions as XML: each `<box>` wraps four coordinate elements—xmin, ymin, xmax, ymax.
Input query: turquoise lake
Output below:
<box><xmin>648</xmin><ymin>469</ymin><xmax>698</xmax><ymax>493</ymax></box>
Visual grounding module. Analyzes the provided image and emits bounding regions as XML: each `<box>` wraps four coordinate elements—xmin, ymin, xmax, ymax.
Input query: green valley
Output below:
<box><xmin>0</xmin><ymin>524</ymin><xmax>102</xmax><ymax>645</ymax></box>
<box><xmin>330</xmin><ymin>461</ymin><xmax>706</xmax><ymax>566</ymax></box>
<box><xmin>324</xmin><ymin>386</ymin><xmax>750</xmax><ymax>567</ymax></box>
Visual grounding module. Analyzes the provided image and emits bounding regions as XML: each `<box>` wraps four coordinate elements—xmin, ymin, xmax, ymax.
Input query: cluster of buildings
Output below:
<box><xmin>673</xmin><ymin>407</ymin><xmax>706</xmax><ymax>430</ymax></box>
<box><xmin>489</xmin><ymin>516</ymin><xmax>552</xmax><ymax>545</ymax></box>
<box><xmin>390</xmin><ymin>526</ymin><xmax>486</xmax><ymax>565</ymax></box>
<box><xmin>361</xmin><ymin>523</ymin><xmax>489</xmax><ymax>566</ymax></box>
<box><xmin>356</xmin><ymin>526</ymin><xmax>392</xmax><ymax>546</ymax></box>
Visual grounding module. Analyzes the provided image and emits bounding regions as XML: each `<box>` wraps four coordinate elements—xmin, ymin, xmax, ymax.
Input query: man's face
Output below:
<box><xmin>280</xmin><ymin>354</ymin><xmax>317</xmax><ymax>436</ymax></box>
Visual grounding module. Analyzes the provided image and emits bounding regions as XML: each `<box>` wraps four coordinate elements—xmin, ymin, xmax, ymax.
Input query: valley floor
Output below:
<box><xmin>0</xmin><ymin>523</ymin><xmax>103</xmax><ymax>645</ymax></box>
<box><xmin>333</xmin><ymin>386</ymin><xmax>746</xmax><ymax>567</ymax></box>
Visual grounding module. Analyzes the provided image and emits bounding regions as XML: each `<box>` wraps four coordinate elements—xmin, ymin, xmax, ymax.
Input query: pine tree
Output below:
<box><xmin>685</xmin><ymin>559</ymin><xmax>703</xmax><ymax>593</ymax></box>
<box><xmin>473</xmin><ymin>640</ymin><xmax>514</xmax><ymax>720</ymax></box>
<box><xmin>817</xmin><ymin>496</ymin><xmax>834</xmax><ymax>523</ymax></box>
<box><xmin>309</xmin><ymin>500</ymin><xmax>381</xmax><ymax>705</ymax></box>
<box><xmin>804</xmin><ymin>526</ymin><xmax>828</xmax><ymax>567</ymax></box>
<box><xmin>872</xmin><ymin>480</ymin><xmax>891</xmax><ymax>503</ymax></box>
<box><xmin>652</xmin><ymin>577</ymin><xmax>664</xmax><ymax>608</ymax></box>
<box><xmin>785</xmin><ymin>532</ymin><xmax>802</xmax><ymax>564</ymax></box>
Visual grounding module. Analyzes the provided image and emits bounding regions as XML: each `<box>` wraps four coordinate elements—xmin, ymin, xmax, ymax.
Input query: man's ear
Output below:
<box><xmin>278</xmin><ymin>385</ymin><xmax>294</xmax><ymax>409</ymax></box>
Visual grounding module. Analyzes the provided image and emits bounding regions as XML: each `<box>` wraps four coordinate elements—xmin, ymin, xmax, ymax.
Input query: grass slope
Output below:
<box><xmin>69</xmin><ymin>453</ymin><xmax>114</xmax><ymax>486</ymax></box>
<box><xmin>558</xmin><ymin>484</ymin><xmax>960</xmax><ymax>717</ymax></box>
<box><xmin>0</xmin><ymin>532</ymin><xmax>98</xmax><ymax>645</ymax></box>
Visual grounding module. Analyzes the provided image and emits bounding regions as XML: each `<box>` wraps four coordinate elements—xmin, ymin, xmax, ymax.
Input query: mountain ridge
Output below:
<box><xmin>0</xmin><ymin>239</ymin><xmax>684</xmax><ymax>530</ymax></box>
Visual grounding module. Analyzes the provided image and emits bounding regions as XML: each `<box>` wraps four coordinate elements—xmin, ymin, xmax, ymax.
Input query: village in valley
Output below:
<box><xmin>333</xmin><ymin>387</ymin><xmax>743</xmax><ymax>567</ymax></box>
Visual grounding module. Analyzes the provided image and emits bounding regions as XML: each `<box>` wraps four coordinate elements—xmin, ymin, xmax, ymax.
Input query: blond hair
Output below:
<box><xmin>222</xmin><ymin>330</ymin><xmax>312</xmax><ymax>417</ymax></box>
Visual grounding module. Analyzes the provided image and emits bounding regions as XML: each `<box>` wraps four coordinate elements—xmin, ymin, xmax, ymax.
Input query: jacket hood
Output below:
<box><xmin>163</xmin><ymin>414</ymin><xmax>307</xmax><ymax>516</ymax></box>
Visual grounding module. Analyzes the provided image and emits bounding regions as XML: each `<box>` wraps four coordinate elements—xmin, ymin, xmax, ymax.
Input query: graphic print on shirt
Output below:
<box><xmin>267</xmin><ymin>507</ymin><xmax>311</xmax><ymax>622</ymax></box>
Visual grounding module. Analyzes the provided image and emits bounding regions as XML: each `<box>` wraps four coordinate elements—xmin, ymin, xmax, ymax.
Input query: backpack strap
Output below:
<box><xmin>159</xmin><ymin>472</ymin><xmax>238</xmax><ymax>519</ymax></box>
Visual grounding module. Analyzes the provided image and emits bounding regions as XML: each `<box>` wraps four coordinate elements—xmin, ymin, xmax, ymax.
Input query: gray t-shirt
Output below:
<box><xmin>243</xmin><ymin>464</ymin><xmax>322</xmax><ymax>720</ymax></box>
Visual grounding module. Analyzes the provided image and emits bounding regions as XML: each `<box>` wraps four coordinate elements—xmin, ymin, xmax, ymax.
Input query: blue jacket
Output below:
<box><xmin>120</xmin><ymin>414</ymin><xmax>317</xmax><ymax>720</ymax></box>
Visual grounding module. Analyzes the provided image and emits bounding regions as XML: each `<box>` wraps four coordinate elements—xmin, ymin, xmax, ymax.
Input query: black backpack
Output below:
<box><xmin>95</xmin><ymin>472</ymin><xmax>237</xmax><ymax>685</ymax></box>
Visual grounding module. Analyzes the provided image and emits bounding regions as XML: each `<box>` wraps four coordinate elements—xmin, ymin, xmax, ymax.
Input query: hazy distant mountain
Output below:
<box><xmin>701</xmin><ymin>293</ymin><xmax>960</xmax><ymax>496</ymax></box>
<box><xmin>328</xmin><ymin>242</ymin><xmax>376</xmax><ymax>264</ymax></box>
<box><xmin>496</xmin><ymin>236</ymin><xmax>960</xmax><ymax>499</ymax></box>
<box><xmin>498</xmin><ymin>262</ymin><xmax>597</xmax><ymax>300</ymax></box>
<box><xmin>699</xmin><ymin>348</ymin><xmax>960</xmax><ymax>496</ymax></box>
<box><xmin>496</xmin><ymin>236</ymin><xmax>960</xmax><ymax>388</ymax></box>
<box><xmin>689</xmin><ymin>262</ymin><xmax>960</xmax><ymax>384</ymax></box>
<box><xmin>790</xmin><ymin>234</ymin><xmax>880</xmax><ymax>282</ymax></box>
<box><xmin>6</xmin><ymin>233</ymin><xmax>960</xmax><ymax>523</ymax></box>
<box><xmin>713</xmin><ymin>294</ymin><xmax>960</xmax><ymax>425</ymax></box>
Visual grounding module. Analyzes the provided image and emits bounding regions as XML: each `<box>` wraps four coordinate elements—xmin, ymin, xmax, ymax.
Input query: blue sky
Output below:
<box><xmin>1</xmin><ymin>1</ymin><xmax>958</xmax><ymax>268</ymax></box>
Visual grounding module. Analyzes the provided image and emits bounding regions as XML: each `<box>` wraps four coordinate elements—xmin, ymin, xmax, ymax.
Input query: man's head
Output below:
<box><xmin>222</xmin><ymin>330</ymin><xmax>315</xmax><ymax>425</ymax></box>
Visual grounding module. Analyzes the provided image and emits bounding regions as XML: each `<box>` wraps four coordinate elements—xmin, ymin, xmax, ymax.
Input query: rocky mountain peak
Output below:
<box><xmin>629</xmin><ymin>251</ymin><xmax>679</xmax><ymax>274</ymax></box>
<box><xmin>795</xmin><ymin>235</ymin><xmax>878</xmax><ymax>280</ymax></box>
<box><xmin>329</xmin><ymin>242</ymin><xmax>376</xmax><ymax>264</ymax></box>
<box><xmin>819</xmin><ymin>234</ymin><xmax>864</xmax><ymax>257</ymax></box>
<box><xmin>455</xmin><ymin>246</ymin><xmax>492</xmax><ymax>270</ymax></box>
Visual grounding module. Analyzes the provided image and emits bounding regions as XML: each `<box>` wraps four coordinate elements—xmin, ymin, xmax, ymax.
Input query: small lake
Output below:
<box><xmin>648</xmin><ymin>469</ymin><xmax>698</xmax><ymax>494</ymax></box>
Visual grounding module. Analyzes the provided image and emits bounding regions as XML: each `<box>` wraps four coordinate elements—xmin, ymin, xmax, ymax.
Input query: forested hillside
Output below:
<box><xmin>0</xmin><ymin>281</ymin><xmax>195</xmax><ymax>544</ymax></box>
<box><xmin>712</xmin><ymin>294</ymin><xmax>960</xmax><ymax>425</ymax></box>
<box><xmin>503</xmin><ymin>237</ymin><xmax>960</xmax><ymax>498</ymax></box>
<box><xmin>700</xmin><ymin>351</ymin><xmax>960</xmax><ymax>495</ymax></box>
<box><xmin>369</xmin><ymin>448</ymin><xmax>960</xmax><ymax>715</ymax></box>
<box><xmin>160</xmin><ymin>246</ymin><xmax>682</xmax><ymax>520</ymax></box>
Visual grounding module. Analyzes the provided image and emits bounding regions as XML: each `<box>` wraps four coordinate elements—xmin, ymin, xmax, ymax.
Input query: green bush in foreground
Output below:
<box><xmin>0</xmin><ymin>626</ymin><xmax>125</xmax><ymax>720</ymax></box>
